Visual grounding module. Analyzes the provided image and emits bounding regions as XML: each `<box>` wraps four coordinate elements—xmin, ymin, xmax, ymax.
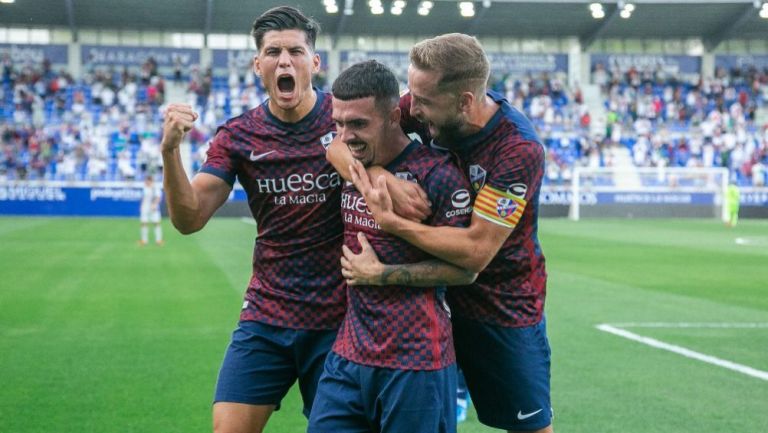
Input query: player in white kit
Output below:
<box><xmin>139</xmin><ymin>176</ymin><xmax>164</xmax><ymax>246</ymax></box>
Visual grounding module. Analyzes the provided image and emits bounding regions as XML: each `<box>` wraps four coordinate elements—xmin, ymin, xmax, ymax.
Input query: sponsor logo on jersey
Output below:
<box><xmin>255</xmin><ymin>172</ymin><xmax>341</xmax><ymax>193</ymax></box>
<box><xmin>446</xmin><ymin>189</ymin><xmax>473</xmax><ymax>218</ymax></box>
<box><xmin>320</xmin><ymin>132</ymin><xmax>336</xmax><ymax>149</ymax></box>
<box><xmin>497</xmin><ymin>197</ymin><xmax>518</xmax><ymax>218</ymax></box>
<box><xmin>451</xmin><ymin>189</ymin><xmax>471</xmax><ymax>208</ymax></box>
<box><xmin>469</xmin><ymin>165</ymin><xmax>486</xmax><ymax>191</ymax></box>
<box><xmin>507</xmin><ymin>183</ymin><xmax>528</xmax><ymax>199</ymax></box>
<box><xmin>341</xmin><ymin>192</ymin><xmax>380</xmax><ymax>229</ymax></box>
<box><xmin>341</xmin><ymin>192</ymin><xmax>373</xmax><ymax>215</ymax></box>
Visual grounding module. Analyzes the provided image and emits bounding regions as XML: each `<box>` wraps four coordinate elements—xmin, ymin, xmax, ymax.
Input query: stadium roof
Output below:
<box><xmin>1</xmin><ymin>0</ymin><xmax>766</xmax><ymax>50</ymax></box>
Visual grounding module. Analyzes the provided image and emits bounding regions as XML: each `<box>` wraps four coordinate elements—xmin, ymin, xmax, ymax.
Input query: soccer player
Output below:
<box><xmin>138</xmin><ymin>175</ymin><xmax>163</xmax><ymax>246</ymax></box>
<box><xmin>161</xmin><ymin>7</ymin><xmax>344</xmax><ymax>433</ymax></box>
<box><xmin>308</xmin><ymin>60</ymin><xmax>476</xmax><ymax>433</ymax></box>
<box><xmin>341</xmin><ymin>33</ymin><xmax>553</xmax><ymax>433</ymax></box>
<box><xmin>160</xmin><ymin>7</ymin><xmax>428</xmax><ymax>433</ymax></box>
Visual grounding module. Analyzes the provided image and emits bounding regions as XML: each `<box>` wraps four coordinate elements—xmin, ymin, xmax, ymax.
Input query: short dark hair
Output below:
<box><xmin>251</xmin><ymin>6</ymin><xmax>320</xmax><ymax>51</ymax></box>
<box><xmin>332</xmin><ymin>60</ymin><xmax>400</xmax><ymax>112</ymax></box>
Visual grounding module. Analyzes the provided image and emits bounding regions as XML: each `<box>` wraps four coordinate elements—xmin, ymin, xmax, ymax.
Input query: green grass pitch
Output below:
<box><xmin>1</xmin><ymin>216</ymin><xmax>767</xmax><ymax>432</ymax></box>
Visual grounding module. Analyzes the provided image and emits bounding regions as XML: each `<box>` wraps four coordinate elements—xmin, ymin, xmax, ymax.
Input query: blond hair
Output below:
<box><xmin>409</xmin><ymin>33</ymin><xmax>489</xmax><ymax>96</ymax></box>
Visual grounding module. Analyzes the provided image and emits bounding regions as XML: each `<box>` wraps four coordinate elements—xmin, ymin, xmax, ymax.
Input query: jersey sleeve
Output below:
<box><xmin>473</xmin><ymin>139</ymin><xmax>544</xmax><ymax>230</ymax></box>
<box><xmin>199</xmin><ymin>126</ymin><xmax>238</xmax><ymax>186</ymax></box>
<box><xmin>423</xmin><ymin>156</ymin><xmax>473</xmax><ymax>228</ymax></box>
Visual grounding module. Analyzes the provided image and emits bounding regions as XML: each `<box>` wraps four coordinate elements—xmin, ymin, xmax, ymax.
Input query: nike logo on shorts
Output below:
<box><xmin>517</xmin><ymin>409</ymin><xmax>543</xmax><ymax>420</ymax></box>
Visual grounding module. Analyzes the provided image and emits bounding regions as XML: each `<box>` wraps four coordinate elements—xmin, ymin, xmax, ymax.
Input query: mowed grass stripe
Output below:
<box><xmin>1</xmin><ymin>217</ymin><xmax>236</xmax><ymax>433</ymax></box>
<box><xmin>545</xmin><ymin>266</ymin><xmax>768</xmax><ymax>433</ymax></box>
<box><xmin>2</xmin><ymin>217</ymin><xmax>767</xmax><ymax>433</ymax></box>
<box><xmin>540</xmin><ymin>219</ymin><xmax>768</xmax><ymax>311</ymax></box>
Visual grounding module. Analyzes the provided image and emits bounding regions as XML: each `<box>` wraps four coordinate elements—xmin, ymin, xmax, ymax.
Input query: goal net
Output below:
<box><xmin>568</xmin><ymin>166</ymin><xmax>729</xmax><ymax>221</ymax></box>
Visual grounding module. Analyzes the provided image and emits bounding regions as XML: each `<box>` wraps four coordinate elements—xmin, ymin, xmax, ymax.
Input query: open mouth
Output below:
<box><xmin>347</xmin><ymin>142</ymin><xmax>367</xmax><ymax>157</ymax></box>
<box><xmin>277</xmin><ymin>75</ymin><xmax>296</xmax><ymax>93</ymax></box>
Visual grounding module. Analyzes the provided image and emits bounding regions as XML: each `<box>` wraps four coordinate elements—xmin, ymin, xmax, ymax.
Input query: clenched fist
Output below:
<box><xmin>161</xmin><ymin>104</ymin><xmax>199</xmax><ymax>152</ymax></box>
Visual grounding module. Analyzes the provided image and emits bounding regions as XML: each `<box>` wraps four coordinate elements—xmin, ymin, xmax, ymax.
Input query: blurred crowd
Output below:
<box><xmin>1</xmin><ymin>56</ymin><xmax>766</xmax><ymax>187</ymax></box>
<box><xmin>594</xmin><ymin>62</ymin><xmax>768</xmax><ymax>186</ymax></box>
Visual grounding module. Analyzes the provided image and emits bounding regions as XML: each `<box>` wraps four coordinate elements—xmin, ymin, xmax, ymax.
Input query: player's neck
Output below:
<box><xmin>269</xmin><ymin>88</ymin><xmax>317</xmax><ymax>123</ymax></box>
<box><xmin>374</xmin><ymin>131</ymin><xmax>412</xmax><ymax>167</ymax></box>
<box><xmin>463</xmin><ymin>93</ymin><xmax>499</xmax><ymax>135</ymax></box>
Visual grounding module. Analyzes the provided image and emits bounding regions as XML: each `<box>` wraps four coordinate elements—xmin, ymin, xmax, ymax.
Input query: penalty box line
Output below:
<box><xmin>596</xmin><ymin>323</ymin><xmax>768</xmax><ymax>382</ymax></box>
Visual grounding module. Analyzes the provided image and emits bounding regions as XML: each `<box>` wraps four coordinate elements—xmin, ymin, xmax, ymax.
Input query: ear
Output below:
<box><xmin>458</xmin><ymin>91</ymin><xmax>474</xmax><ymax>114</ymax></box>
<box><xmin>389</xmin><ymin>105</ymin><xmax>401</xmax><ymax>126</ymax></box>
<box><xmin>312</xmin><ymin>53</ymin><xmax>321</xmax><ymax>74</ymax></box>
<box><xmin>252</xmin><ymin>55</ymin><xmax>261</xmax><ymax>77</ymax></box>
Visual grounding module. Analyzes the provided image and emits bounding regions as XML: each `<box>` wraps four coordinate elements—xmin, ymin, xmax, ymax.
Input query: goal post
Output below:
<box><xmin>569</xmin><ymin>166</ymin><xmax>729</xmax><ymax>221</ymax></box>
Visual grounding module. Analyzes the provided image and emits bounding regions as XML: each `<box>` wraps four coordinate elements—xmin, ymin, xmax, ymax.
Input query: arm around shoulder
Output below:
<box><xmin>387</xmin><ymin>213</ymin><xmax>512</xmax><ymax>274</ymax></box>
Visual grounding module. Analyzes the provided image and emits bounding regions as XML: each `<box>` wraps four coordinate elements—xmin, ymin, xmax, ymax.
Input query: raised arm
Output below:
<box><xmin>341</xmin><ymin>232</ymin><xmax>477</xmax><ymax>286</ymax></box>
<box><xmin>161</xmin><ymin>103</ymin><xmax>232</xmax><ymax>234</ymax></box>
<box><xmin>327</xmin><ymin>135</ymin><xmax>430</xmax><ymax>221</ymax></box>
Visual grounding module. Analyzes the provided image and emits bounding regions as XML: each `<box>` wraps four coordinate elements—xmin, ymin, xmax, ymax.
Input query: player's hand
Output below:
<box><xmin>161</xmin><ymin>104</ymin><xmax>198</xmax><ymax>152</ymax></box>
<box><xmin>388</xmin><ymin>177</ymin><xmax>431</xmax><ymax>222</ymax></box>
<box><xmin>341</xmin><ymin>232</ymin><xmax>384</xmax><ymax>286</ymax></box>
<box><xmin>349</xmin><ymin>160</ymin><xmax>398</xmax><ymax>231</ymax></box>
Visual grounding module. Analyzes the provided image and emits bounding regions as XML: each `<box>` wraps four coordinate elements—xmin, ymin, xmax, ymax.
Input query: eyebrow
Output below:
<box><xmin>263</xmin><ymin>44</ymin><xmax>306</xmax><ymax>51</ymax></box>
<box><xmin>334</xmin><ymin>117</ymin><xmax>367</xmax><ymax>125</ymax></box>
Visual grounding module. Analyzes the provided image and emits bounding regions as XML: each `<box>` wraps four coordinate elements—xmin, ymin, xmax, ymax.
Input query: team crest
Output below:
<box><xmin>469</xmin><ymin>165</ymin><xmax>487</xmax><ymax>192</ymax></box>
<box><xmin>320</xmin><ymin>132</ymin><xmax>336</xmax><ymax>149</ymax></box>
<box><xmin>497</xmin><ymin>197</ymin><xmax>518</xmax><ymax>218</ymax></box>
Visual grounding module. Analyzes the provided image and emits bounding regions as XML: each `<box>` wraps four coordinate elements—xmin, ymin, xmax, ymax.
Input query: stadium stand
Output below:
<box><xmin>2</xmin><ymin>55</ymin><xmax>767</xmax><ymax>188</ymax></box>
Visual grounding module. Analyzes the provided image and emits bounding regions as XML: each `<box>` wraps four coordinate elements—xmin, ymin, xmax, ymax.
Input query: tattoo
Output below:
<box><xmin>380</xmin><ymin>267</ymin><xmax>413</xmax><ymax>285</ymax></box>
<box><xmin>378</xmin><ymin>260</ymin><xmax>475</xmax><ymax>287</ymax></box>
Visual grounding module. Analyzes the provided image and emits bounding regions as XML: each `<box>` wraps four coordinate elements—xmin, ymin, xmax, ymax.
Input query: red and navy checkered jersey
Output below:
<box><xmin>201</xmin><ymin>91</ymin><xmax>346</xmax><ymax>330</ymax></box>
<box><xmin>333</xmin><ymin>141</ymin><xmax>472</xmax><ymax>370</ymax></box>
<box><xmin>400</xmin><ymin>91</ymin><xmax>548</xmax><ymax>328</ymax></box>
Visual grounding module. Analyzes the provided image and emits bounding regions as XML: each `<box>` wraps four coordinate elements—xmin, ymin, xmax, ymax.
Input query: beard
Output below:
<box><xmin>432</xmin><ymin>114</ymin><xmax>466</xmax><ymax>147</ymax></box>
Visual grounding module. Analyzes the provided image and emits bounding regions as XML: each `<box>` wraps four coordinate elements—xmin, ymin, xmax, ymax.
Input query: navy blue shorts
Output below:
<box><xmin>214</xmin><ymin>320</ymin><xmax>337</xmax><ymax>418</ymax></box>
<box><xmin>453</xmin><ymin>315</ymin><xmax>552</xmax><ymax>430</ymax></box>
<box><xmin>308</xmin><ymin>352</ymin><xmax>457</xmax><ymax>433</ymax></box>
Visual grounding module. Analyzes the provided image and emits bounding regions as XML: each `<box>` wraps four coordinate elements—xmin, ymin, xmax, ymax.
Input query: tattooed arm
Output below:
<box><xmin>341</xmin><ymin>232</ymin><xmax>477</xmax><ymax>287</ymax></box>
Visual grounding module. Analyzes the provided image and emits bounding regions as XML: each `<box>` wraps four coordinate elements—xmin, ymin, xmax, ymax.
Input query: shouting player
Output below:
<box><xmin>161</xmin><ymin>7</ymin><xmax>343</xmax><ymax>433</ymax></box>
<box><xmin>161</xmin><ymin>7</ymin><xmax>429</xmax><ymax>433</ymax></box>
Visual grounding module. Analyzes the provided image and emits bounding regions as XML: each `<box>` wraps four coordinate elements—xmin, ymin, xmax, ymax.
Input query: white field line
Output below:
<box><xmin>596</xmin><ymin>324</ymin><xmax>768</xmax><ymax>382</ymax></box>
<box><xmin>735</xmin><ymin>237</ymin><xmax>768</xmax><ymax>246</ymax></box>
<box><xmin>608</xmin><ymin>322</ymin><xmax>768</xmax><ymax>328</ymax></box>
